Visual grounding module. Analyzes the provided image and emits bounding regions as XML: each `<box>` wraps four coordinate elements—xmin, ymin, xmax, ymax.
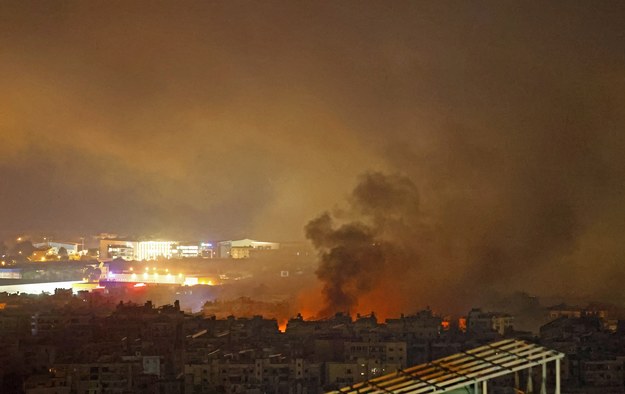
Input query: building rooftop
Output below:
<box><xmin>330</xmin><ymin>339</ymin><xmax>564</xmax><ymax>394</ymax></box>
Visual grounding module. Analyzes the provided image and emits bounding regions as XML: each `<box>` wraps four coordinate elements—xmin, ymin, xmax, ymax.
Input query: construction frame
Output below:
<box><xmin>330</xmin><ymin>339</ymin><xmax>565</xmax><ymax>394</ymax></box>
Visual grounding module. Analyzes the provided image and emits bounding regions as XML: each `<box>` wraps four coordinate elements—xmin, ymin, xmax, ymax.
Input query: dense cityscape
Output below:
<box><xmin>0</xmin><ymin>235</ymin><xmax>624</xmax><ymax>393</ymax></box>
<box><xmin>3</xmin><ymin>1</ymin><xmax>625</xmax><ymax>394</ymax></box>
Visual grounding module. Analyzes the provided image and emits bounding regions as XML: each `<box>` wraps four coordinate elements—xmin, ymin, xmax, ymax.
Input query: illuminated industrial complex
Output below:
<box><xmin>99</xmin><ymin>238</ymin><xmax>279</xmax><ymax>261</ymax></box>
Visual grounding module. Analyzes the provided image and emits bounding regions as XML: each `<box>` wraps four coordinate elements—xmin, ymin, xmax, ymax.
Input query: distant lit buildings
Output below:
<box><xmin>135</xmin><ymin>241</ymin><xmax>174</xmax><ymax>261</ymax></box>
<box><xmin>99</xmin><ymin>239</ymin><xmax>203</xmax><ymax>261</ymax></box>
<box><xmin>27</xmin><ymin>241</ymin><xmax>84</xmax><ymax>261</ymax></box>
<box><xmin>171</xmin><ymin>243</ymin><xmax>201</xmax><ymax>259</ymax></box>
<box><xmin>548</xmin><ymin>303</ymin><xmax>583</xmax><ymax>319</ymax></box>
<box><xmin>99</xmin><ymin>239</ymin><xmax>136</xmax><ymax>260</ymax></box>
<box><xmin>199</xmin><ymin>242</ymin><xmax>214</xmax><ymax>258</ymax></box>
<box><xmin>33</xmin><ymin>241</ymin><xmax>80</xmax><ymax>256</ymax></box>
<box><xmin>217</xmin><ymin>239</ymin><xmax>280</xmax><ymax>259</ymax></box>
<box><xmin>30</xmin><ymin>248</ymin><xmax>51</xmax><ymax>262</ymax></box>
<box><xmin>97</xmin><ymin>238</ymin><xmax>279</xmax><ymax>261</ymax></box>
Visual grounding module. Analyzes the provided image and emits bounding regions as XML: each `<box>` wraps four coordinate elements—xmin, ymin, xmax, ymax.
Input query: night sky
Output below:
<box><xmin>1</xmin><ymin>1</ymin><xmax>624</xmax><ymax>303</ymax></box>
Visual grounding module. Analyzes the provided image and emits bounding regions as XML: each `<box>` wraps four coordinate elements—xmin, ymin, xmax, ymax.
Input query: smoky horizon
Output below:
<box><xmin>1</xmin><ymin>1</ymin><xmax>625</xmax><ymax>314</ymax></box>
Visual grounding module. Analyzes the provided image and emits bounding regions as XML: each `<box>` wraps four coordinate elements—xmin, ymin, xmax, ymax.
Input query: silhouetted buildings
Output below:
<box><xmin>3</xmin><ymin>287</ymin><xmax>625</xmax><ymax>393</ymax></box>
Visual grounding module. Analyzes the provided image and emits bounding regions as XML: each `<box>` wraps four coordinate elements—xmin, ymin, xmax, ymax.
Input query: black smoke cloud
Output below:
<box><xmin>306</xmin><ymin>213</ymin><xmax>388</xmax><ymax>317</ymax></box>
<box><xmin>307</xmin><ymin>164</ymin><xmax>625</xmax><ymax>316</ymax></box>
<box><xmin>306</xmin><ymin>173</ymin><xmax>423</xmax><ymax>317</ymax></box>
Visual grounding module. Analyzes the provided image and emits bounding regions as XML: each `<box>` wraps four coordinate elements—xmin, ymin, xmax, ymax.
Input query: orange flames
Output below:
<box><xmin>458</xmin><ymin>317</ymin><xmax>467</xmax><ymax>332</ymax></box>
<box><xmin>294</xmin><ymin>279</ymin><xmax>410</xmax><ymax>322</ymax></box>
<box><xmin>282</xmin><ymin>276</ymin><xmax>461</xmax><ymax>327</ymax></box>
<box><xmin>352</xmin><ymin>284</ymin><xmax>407</xmax><ymax>321</ymax></box>
<box><xmin>295</xmin><ymin>282</ymin><xmax>325</xmax><ymax>320</ymax></box>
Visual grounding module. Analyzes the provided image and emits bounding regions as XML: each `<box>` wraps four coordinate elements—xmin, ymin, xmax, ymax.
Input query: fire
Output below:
<box><xmin>296</xmin><ymin>282</ymin><xmax>325</xmax><ymax>319</ymax></box>
<box><xmin>458</xmin><ymin>317</ymin><xmax>467</xmax><ymax>332</ymax></box>
<box><xmin>354</xmin><ymin>284</ymin><xmax>406</xmax><ymax>321</ymax></box>
<box><xmin>278</xmin><ymin>320</ymin><xmax>287</xmax><ymax>332</ymax></box>
<box><xmin>295</xmin><ymin>277</ymin><xmax>410</xmax><ymax>321</ymax></box>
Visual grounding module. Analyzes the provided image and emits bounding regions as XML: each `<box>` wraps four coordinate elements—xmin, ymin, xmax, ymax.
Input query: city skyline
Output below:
<box><xmin>1</xmin><ymin>3</ymin><xmax>625</xmax><ymax>392</ymax></box>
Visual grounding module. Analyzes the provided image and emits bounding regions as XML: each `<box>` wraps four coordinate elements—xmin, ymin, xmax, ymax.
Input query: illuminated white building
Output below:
<box><xmin>99</xmin><ymin>239</ymin><xmax>174</xmax><ymax>261</ymax></box>
<box><xmin>134</xmin><ymin>241</ymin><xmax>174</xmax><ymax>261</ymax></box>
<box><xmin>99</xmin><ymin>238</ymin><xmax>216</xmax><ymax>261</ymax></box>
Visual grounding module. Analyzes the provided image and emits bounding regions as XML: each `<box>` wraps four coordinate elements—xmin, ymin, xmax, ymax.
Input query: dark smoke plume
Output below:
<box><xmin>305</xmin><ymin>214</ymin><xmax>388</xmax><ymax>317</ymax></box>
<box><xmin>305</xmin><ymin>166</ymin><xmax>623</xmax><ymax>317</ymax></box>
<box><xmin>305</xmin><ymin>173</ymin><xmax>423</xmax><ymax>317</ymax></box>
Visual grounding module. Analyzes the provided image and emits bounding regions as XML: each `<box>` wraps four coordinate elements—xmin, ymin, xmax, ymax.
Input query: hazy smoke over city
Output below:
<box><xmin>1</xmin><ymin>2</ymin><xmax>625</xmax><ymax>310</ymax></box>
<box><xmin>307</xmin><ymin>164</ymin><xmax>625</xmax><ymax>316</ymax></box>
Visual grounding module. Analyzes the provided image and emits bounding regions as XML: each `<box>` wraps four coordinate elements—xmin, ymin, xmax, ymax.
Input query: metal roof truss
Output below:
<box><xmin>332</xmin><ymin>339</ymin><xmax>564</xmax><ymax>394</ymax></box>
